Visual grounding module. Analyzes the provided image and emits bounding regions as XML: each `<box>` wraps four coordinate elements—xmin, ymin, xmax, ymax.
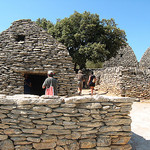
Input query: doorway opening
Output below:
<box><xmin>24</xmin><ymin>74</ymin><xmax>47</xmax><ymax>96</ymax></box>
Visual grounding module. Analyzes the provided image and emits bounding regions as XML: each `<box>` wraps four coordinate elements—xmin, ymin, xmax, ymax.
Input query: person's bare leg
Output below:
<box><xmin>80</xmin><ymin>88</ymin><xmax>82</xmax><ymax>95</ymax></box>
<box><xmin>91</xmin><ymin>87</ymin><xmax>94</xmax><ymax>96</ymax></box>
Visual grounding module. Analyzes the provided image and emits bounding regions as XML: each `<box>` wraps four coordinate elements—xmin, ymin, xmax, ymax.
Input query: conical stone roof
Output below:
<box><xmin>139</xmin><ymin>47</ymin><xmax>150</xmax><ymax>69</ymax></box>
<box><xmin>103</xmin><ymin>44</ymin><xmax>138</xmax><ymax>68</ymax></box>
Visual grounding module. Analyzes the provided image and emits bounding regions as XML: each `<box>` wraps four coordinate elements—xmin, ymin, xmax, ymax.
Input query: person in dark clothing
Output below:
<box><xmin>42</xmin><ymin>70</ymin><xmax>58</xmax><ymax>95</ymax></box>
<box><xmin>24</xmin><ymin>75</ymin><xmax>32</xmax><ymax>94</ymax></box>
<box><xmin>87</xmin><ymin>71</ymin><xmax>96</xmax><ymax>96</ymax></box>
<box><xmin>77</xmin><ymin>70</ymin><xmax>85</xmax><ymax>95</ymax></box>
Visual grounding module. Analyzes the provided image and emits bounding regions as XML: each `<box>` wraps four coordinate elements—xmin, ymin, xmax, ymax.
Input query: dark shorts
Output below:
<box><xmin>89</xmin><ymin>82</ymin><xmax>95</xmax><ymax>87</ymax></box>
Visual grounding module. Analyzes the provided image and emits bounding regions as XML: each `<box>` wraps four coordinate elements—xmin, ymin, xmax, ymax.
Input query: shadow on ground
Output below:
<box><xmin>129</xmin><ymin>132</ymin><xmax>150</xmax><ymax>150</ymax></box>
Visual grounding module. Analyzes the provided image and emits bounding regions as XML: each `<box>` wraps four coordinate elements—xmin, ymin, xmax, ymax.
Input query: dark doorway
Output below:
<box><xmin>24</xmin><ymin>74</ymin><xmax>47</xmax><ymax>96</ymax></box>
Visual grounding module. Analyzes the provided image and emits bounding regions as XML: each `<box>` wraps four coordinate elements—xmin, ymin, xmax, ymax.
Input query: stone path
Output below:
<box><xmin>129</xmin><ymin>102</ymin><xmax>150</xmax><ymax>150</ymax></box>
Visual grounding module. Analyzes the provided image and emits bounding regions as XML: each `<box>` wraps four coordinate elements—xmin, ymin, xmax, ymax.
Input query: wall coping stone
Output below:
<box><xmin>0</xmin><ymin>94</ymin><xmax>135</xmax><ymax>105</ymax></box>
<box><xmin>65</xmin><ymin>95</ymin><xmax>135</xmax><ymax>103</ymax></box>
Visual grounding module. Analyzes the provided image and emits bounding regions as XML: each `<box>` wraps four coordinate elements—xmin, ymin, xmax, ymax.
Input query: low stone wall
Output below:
<box><xmin>94</xmin><ymin>67</ymin><xmax>150</xmax><ymax>99</ymax></box>
<box><xmin>121</xmin><ymin>68</ymin><xmax>150</xmax><ymax>99</ymax></box>
<box><xmin>0</xmin><ymin>94</ymin><xmax>134</xmax><ymax>150</ymax></box>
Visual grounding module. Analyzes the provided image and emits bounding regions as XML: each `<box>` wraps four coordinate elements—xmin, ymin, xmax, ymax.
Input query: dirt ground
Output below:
<box><xmin>82</xmin><ymin>89</ymin><xmax>150</xmax><ymax>150</ymax></box>
<box><xmin>129</xmin><ymin>102</ymin><xmax>150</xmax><ymax>150</ymax></box>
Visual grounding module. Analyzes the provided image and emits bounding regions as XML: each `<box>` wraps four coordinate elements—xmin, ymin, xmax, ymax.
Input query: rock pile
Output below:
<box><xmin>0</xmin><ymin>94</ymin><xmax>134</xmax><ymax>150</ymax></box>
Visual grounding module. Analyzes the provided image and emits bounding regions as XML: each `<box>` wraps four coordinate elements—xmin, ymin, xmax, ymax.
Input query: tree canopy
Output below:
<box><xmin>36</xmin><ymin>11</ymin><xmax>127</xmax><ymax>69</ymax></box>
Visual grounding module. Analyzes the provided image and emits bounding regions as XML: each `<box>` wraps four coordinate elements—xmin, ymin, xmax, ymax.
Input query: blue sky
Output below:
<box><xmin>0</xmin><ymin>0</ymin><xmax>150</xmax><ymax>61</ymax></box>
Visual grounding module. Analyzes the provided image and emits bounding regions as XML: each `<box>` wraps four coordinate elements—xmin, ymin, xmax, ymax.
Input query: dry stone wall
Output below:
<box><xmin>139</xmin><ymin>47</ymin><xmax>150</xmax><ymax>69</ymax></box>
<box><xmin>103</xmin><ymin>45</ymin><xmax>138</xmax><ymax>68</ymax></box>
<box><xmin>100</xmin><ymin>44</ymin><xmax>150</xmax><ymax>100</ymax></box>
<box><xmin>94</xmin><ymin>67</ymin><xmax>123</xmax><ymax>96</ymax></box>
<box><xmin>95</xmin><ymin>67</ymin><xmax>150</xmax><ymax>99</ymax></box>
<box><xmin>0</xmin><ymin>19</ymin><xmax>77</xmax><ymax>96</ymax></box>
<box><xmin>121</xmin><ymin>68</ymin><xmax>150</xmax><ymax>99</ymax></box>
<box><xmin>0</xmin><ymin>94</ymin><xmax>134</xmax><ymax>150</ymax></box>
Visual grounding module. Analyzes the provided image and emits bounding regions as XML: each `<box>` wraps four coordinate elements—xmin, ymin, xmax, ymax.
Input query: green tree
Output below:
<box><xmin>36</xmin><ymin>18</ymin><xmax>54</xmax><ymax>31</ymax></box>
<box><xmin>36</xmin><ymin>11</ymin><xmax>127</xmax><ymax>69</ymax></box>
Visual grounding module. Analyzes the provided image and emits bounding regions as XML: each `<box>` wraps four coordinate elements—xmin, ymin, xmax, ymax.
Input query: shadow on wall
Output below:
<box><xmin>129</xmin><ymin>132</ymin><xmax>150</xmax><ymax>150</ymax></box>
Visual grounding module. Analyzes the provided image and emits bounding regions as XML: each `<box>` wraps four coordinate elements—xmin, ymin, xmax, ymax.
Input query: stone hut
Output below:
<box><xmin>0</xmin><ymin>19</ymin><xmax>77</xmax><ymax>96</ymax></box>
<box><xmin>94</xmin><ymin>44</ymin><xmax>150</xmax><ymax>100</ymax></box>
<box><xmin>103</xmin><ymin>44</ymin><xmax>138</xmax><ymax>68</ymax></box>
<box><xmin>139</xmin><ymin>47</ymin><xmax>150</xmax><ymax>69</ymax></box>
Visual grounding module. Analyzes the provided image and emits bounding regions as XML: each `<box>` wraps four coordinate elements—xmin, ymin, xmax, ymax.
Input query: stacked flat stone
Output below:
<box><xmin>97</xmin><ymin>44</ymin><xmax>150</xmax><ymax>100</ymax></box>
<box><xmin>103</xmin><ymin>44</ymin><xmax>138</xmax><ymax>68</ymax></box>
<box><xmin>0</xmin><ymin>19</ymin><xmax>77</xmax><ymax>96</ymax></box>
<box><xmin>94</xmin><ymin>67</ymin><xmax>150</xmax><ymax>100</ymax></box>
<box><xmin>0</xmin><ymin>94</ymin><xmax>135</xmax><ymax>150</ymax></box>
<box><xmin>121</xmin><ymin>68</ymin><xmax>150</xmax><ymax>99</ymax></box>
<box><xmin>94</xmin><ymin>67</ymin><xmax>123</xmax><ymax>96</ymax></box>
<box><xmin>139</xmin><ymin>47</ymin><xmax>150</xmax><ymax>69</ymax></box>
